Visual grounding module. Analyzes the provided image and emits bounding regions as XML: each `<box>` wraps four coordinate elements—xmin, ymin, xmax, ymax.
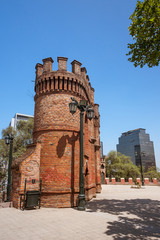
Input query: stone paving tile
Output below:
<box><xmin>0</xmin><ymin>185</ymin><xmax>160</xmax><ymax>240</ymax></box>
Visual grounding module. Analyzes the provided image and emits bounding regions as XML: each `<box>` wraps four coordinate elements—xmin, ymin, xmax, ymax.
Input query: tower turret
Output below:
<box><xmin>12</xmin><ymin>56</ymin><xmax>101</xmax><ymax>209</ymax></box>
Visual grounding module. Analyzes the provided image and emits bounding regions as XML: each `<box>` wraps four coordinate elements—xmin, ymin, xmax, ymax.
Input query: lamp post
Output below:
<box><xmin>5</xmin><ymin>134</ymin><xmax>13</xmax><ymax>201</ymax></box>
<box><xmin>108</xmin><ymin>160</ymin><xmax>111</xmax><ymax>180</ymax></box>
<box><xmin>135</xmin><ymin>151</ymin><xmax>144</xmax><ymax>186</ymax></box>
<box><xmin>69</xmin><ymin>97</ymin><xmax>94</xmax><ymax>211</ymax></box>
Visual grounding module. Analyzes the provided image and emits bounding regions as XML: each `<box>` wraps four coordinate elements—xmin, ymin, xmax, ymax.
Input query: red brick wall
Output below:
<box><xmin>12</xmin><ymin>143</ymin><xmax>41</xmax><ymax>208</ymax></box>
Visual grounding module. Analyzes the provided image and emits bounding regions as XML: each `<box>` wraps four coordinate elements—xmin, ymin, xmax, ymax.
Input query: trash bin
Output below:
<box><xmin>26</xmin><ymin>190</ymin><xmax>40</xmax><ymax>208</ymax></box>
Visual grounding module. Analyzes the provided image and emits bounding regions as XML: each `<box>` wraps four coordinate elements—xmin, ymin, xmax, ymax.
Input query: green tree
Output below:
<box><xmin>144</xmin><ymin>166</ymin><xmax>160</xmax><ymax>181</ymax></box>
<box><xmin>0</xmin><ymin>147</ymin><xmax>6</xmax><ymax>182</ymax></box>
<box><xmin>105</xmin><ymin>151</ymin><xmax>140</xmax><ymax>182</ymax></box>
<box><xmin>0</xmin><ymin>119</ymin><xmax>34</xmax><ymax>182</ymax></box>
<box><xmin>127</xmin><ymin>0</ymin><xmax>160</xmax><ymax>68</ymax></box>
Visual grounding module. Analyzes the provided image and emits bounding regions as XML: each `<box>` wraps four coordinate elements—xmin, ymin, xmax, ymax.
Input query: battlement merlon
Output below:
<box><xmin>71</xmin><ymin>60</ymin><xmax>82</xmax><ymax>75</ymax></box>
<box><xmin>81</xmin><ymin>67</ymin><xmax>87</xmax><ymax>79</ymax></box>
<box><xmin>90</xmin><ymin>87</ymin><xmax>95</xmax><ymax>104</ymax></box>
<box><xmin>94</xmin><ymin>104</ymin><xmax>100</xmax><ymax>129</ymax></box>
<box><xmin>35</xmin><ymin>63</ymin><xmax>43</xmax><ymax>78</ymax></box>
<box><xmin>57</xmin><ymin>57</ymin><xmax>68</xmax><ymax>71</ymax></box>
<box><xmin>42</xmin><ymin>57</ymin><xmax>54</xmax><ymax>72</ymax></box>
<box><xmin>94</xmin><ymin>104</ymin><xmax>100</xmax><ymax>118</ymax></box>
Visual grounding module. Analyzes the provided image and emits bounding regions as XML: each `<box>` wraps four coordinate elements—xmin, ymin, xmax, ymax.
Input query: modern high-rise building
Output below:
<box><xmin>117</xmin><ymin>128</ymin><xmax>156</xmax><ymax>170</ymax></box>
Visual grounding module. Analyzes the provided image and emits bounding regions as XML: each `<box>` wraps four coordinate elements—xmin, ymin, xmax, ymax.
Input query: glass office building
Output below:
<box><xmin>117</xmin><ymin>128</ymin><xmax>156</xmax><ymax>170</ymax></box>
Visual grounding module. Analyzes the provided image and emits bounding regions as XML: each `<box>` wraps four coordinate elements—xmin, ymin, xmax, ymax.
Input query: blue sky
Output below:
<box><xmin>0</xmin><ymin>0</ymin><xmax>160</xmax><ymax>168</ymax></box>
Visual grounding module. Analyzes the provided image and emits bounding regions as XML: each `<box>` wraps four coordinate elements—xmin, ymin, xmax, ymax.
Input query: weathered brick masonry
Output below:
<box><xmin>12</xmin><ymin>57</ymin><xmax>101</xmax><ymax>208</ymax></box>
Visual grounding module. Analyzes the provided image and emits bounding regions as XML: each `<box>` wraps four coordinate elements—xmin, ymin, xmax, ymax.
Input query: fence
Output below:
<box><xmin>104</xmin><ymin>178</ymin><xmax>160</xmax><ymax>185</ymax></box>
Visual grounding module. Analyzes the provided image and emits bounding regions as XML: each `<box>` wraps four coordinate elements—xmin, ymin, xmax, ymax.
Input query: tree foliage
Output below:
<box><xmin>0</xmin><ymin>119</ymin><xmax>34</xmax><ymax>182</ymax></box>
<box><xmin>127</xmin><ymin>0</ymin><xmax>160</xmax><ymax>68</ymax></box>
<box><xmin>144</xmin><ymin>166</ymin><xmax>160</xmax><ymax>181</ymax></box>
<box><xmin>105</xmin><ymin>151</ymin><xmax>140</xmax><ymax>182</ymax></box>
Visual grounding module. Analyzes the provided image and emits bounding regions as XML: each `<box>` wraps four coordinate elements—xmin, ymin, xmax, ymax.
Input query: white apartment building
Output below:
<box><xmin>10</xmin><ymin>113</ymin><xmax>34</xmax><ymax>130</ymax></box>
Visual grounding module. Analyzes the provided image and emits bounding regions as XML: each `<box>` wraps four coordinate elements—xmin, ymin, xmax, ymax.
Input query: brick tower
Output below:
<box><xmin>12</xmin><ymin>57</ymin><xmax>101</xmax><ymax>208</ymax></box>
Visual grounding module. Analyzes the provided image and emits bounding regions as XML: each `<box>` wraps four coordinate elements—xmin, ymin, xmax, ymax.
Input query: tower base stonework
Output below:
<box><xmin>12</xmin><ymin>57</ymin><xmax>101</xmax><ymax>208</ymax></box>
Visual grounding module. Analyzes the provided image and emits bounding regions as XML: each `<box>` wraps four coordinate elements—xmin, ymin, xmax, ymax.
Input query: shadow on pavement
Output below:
<box><xmin>86</xmin><ymin>199</ymin><xmax>160</xmax><ymax>240</ymax></box>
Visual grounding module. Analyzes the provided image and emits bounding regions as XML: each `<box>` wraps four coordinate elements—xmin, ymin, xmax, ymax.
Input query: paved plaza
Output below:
<box><xmin>0</xmin><ymin>185</ymin><xmax>160</xmax><ymax>240</ymax></box>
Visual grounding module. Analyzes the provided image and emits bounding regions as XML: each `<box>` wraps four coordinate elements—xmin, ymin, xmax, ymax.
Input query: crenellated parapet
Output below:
<box><xmin>34</xmin><ymin>57</ymin><xmax>95</xmax><ymax>104</ymax></box>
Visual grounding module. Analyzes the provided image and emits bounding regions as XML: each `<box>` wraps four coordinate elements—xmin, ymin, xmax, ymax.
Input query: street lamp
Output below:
<box><xmin>107</xmin><ymin>160</ymin><xmax>111</xmax><ymax>180</ymax></box>
<box><xmin>135</xmin><ymin>151</ymin><xmax>145</xmax><ymax>186</ymax></box>
<box><xmin>5</xmin><ymin>134</ymin><xmax>13</xmax><ymax>201</ymax></box>
<box><xmin>69</xmin><ymin>97</ymin><xmax>94</xmax><ymax>211</ymax></box>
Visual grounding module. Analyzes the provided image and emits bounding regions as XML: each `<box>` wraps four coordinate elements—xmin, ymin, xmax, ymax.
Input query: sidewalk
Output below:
<box><xmin>0</xmin><ymin>185</ymin><xmax>160</xmax><ymax>240</ymax></box>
